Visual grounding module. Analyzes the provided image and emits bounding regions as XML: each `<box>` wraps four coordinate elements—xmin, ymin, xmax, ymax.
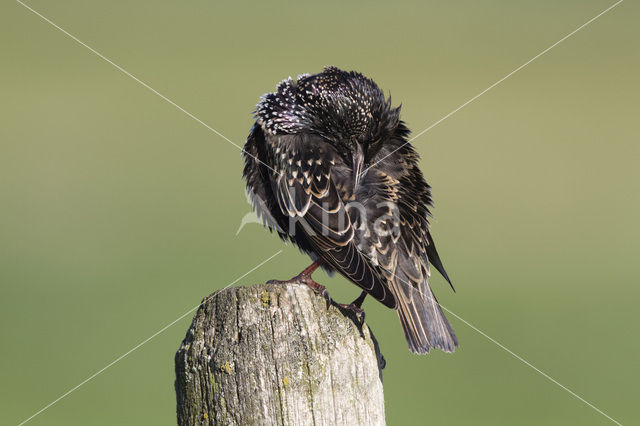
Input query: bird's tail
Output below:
<box><xmin>391</xmin><ymin>269</ymin><xmax>458</xmax><ymax>354</ymax></box>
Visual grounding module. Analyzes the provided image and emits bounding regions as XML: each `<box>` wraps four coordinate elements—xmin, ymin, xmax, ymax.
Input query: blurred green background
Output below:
<box><xmin>1</xmin><ymin>0</ymin><xmax>637</xmax><ymax>424</ymax></box>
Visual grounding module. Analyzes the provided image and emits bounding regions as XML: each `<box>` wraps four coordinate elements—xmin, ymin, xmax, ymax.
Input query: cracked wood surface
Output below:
<box><xmin>175</xmin><ymin>283</ymin><xmax>386</xmax><ymax>425</ymax></box>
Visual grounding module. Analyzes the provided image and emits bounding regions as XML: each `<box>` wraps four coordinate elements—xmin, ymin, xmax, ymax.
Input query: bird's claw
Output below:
<box><xmin>338</xmin><ymin>303</ymin><xmax>366</xmax><ymax>322</ymax></box>
<box><xmin>268</xmin><ymin>273</ymin><xmax>332</xmax><ymax>308</ymax></box>
<box><xmin>321</xmin><ymin>289</ymin><xmax>332</xmax><ymax>309</ymax></box>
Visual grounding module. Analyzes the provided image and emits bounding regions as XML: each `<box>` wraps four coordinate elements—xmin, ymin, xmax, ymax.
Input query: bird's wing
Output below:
<box><xmin>360</xmin><ymin>166</ymin><xmax>457</xmax><ymax>353</ymax></box>
<box><xmin>267</xmin><ymin>133</ymin><xmax>396</xmax><ymax>308</ymax></box>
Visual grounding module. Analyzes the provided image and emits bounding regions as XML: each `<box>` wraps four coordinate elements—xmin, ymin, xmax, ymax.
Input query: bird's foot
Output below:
<box><xmin>337</xmin><ymin>302</ymin><xmax>366</xmax><ymax>321</ymax></box>
<box><xmin>267</xmin><ymin>268</ymin><xmax>331</xmax><ymax>308</ymax></box>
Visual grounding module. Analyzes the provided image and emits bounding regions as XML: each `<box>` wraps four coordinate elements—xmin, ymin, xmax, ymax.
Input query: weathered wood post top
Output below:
<box><xmin>175</xmin><ymin>282</ymin><xmax>386</xmax><ymax>425</ymax></box>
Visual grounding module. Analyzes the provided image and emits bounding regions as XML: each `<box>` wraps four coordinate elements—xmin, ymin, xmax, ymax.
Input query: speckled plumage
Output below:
<box><xmin>243</xmin><ymin>66</ymin><xmax>458</xmax><ymax>354</ymax></box>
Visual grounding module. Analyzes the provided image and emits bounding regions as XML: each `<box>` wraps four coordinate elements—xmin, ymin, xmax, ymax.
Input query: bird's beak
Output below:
<box><xmin>353</xmin><ymin>143</ymin><xmax>365</xmax><ymax>189</ymax></box>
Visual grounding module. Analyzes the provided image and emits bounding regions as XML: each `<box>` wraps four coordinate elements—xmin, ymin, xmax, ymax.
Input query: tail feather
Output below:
<box><xmin>392</xmin><ymin>269</ymin><xmax>458</xmax><ymax>354</ymax></box>
<box><xmin>425</xmin><ymin>231</ymin><xmax>455</xmax><ymax>292</ymax></box>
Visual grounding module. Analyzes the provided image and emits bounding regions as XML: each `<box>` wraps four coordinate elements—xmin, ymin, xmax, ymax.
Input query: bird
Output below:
<box><xmin>242</xmin><ymin>66</ymin><xmax>458</xmax><ymax>354</ymax></box>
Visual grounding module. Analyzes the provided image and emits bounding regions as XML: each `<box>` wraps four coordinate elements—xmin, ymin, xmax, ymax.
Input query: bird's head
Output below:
<box><xmin>255</xmin><ymin>66</ymin><xmax>404</xmax><ymax>173</ymax></box>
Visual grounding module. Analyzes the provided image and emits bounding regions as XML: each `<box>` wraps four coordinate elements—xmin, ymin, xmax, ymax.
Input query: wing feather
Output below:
<box><xmin>267</xmin><ymin>133</ymin><xmax>396</xmax><ymax>308</ymax></box>
<box><xmin>357</xmin><ymin>167</ymin><xmax>458</xmax><ymax>353</ymax></box>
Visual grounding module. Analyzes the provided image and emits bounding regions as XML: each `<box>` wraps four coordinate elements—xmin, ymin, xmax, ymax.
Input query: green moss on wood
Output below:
<box><xmin>260</xmin><ymin>291</ymin><xmax>270</xmax><ymax>307</ymax></box>
<box><xmin>220</xmin><ymin>361</ymin><xmax>232</xmax><ymax>374</ymax></box>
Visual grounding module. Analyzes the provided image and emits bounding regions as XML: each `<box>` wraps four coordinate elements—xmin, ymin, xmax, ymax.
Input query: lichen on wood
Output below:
<box><xmin>175</xmin><ymin>282</ymin><xmax>386</xmax><ymax>425</ymax></box>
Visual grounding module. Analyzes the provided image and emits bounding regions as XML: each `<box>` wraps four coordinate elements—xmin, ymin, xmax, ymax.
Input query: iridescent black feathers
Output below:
<box><xmin>243</xmin><ymin>66</ymin><xmax>458</xmax><ymax>354</ymax></box>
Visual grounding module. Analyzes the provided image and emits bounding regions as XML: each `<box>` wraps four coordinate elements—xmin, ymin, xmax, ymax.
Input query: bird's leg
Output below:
<box><xmin>338</xmin><ymin>291</ymin><xmax>367</xmax><ymax>319</ymax></box>
<box><xmin>352</xmin><ymin>291</ymin><xmax>367</xmax><ymax>308</ymax></box>
<box><xmin>267</xmin><ymin>260</ymin><xmax>331</xmax><ymax>302</ymax></box>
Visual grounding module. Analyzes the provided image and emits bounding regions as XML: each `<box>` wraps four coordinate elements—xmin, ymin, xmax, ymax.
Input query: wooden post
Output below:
<box><xmin>175</xmin><ymin>282</ymin><xmax>386</xmax><ymax>425</ymax></box>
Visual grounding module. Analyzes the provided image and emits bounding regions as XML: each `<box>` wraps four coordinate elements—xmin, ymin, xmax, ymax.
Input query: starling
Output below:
<box><xmin>242</xmin><ymin>66</ymin><xmax>458</xmax><ymax>354</ymax></box>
